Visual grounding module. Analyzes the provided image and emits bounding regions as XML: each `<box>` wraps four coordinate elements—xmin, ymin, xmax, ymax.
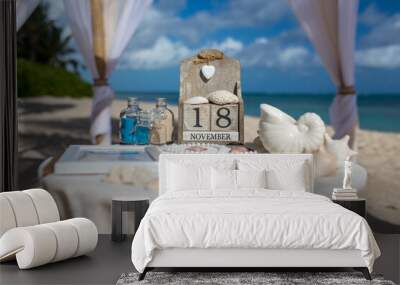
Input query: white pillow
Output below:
<box><xmin>236</xmin><ymin>169</ymin><xmax>267</xmax><ymax>189</ymax></box>
<box><xmin>266</xmin><ymin>162</ymin><xmax>307</xmax><ymax>191</ymax></box>
<box><xmin>211</xmin><ymin>169</ymin><xmax>268</xmax><ymax>191</ymax></box>
<box><xmin>212</xmin><ymin>168</ymin><xmax>236</xmax><ymax>191</ymax></box>
<box><xmin>167</xmin><ymin>162</ymin><xmax>212</xmax><ymax>191</ymax></box>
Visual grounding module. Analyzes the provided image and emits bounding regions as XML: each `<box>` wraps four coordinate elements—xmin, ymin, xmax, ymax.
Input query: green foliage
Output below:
<box><xmin>17</xmin><ymin>2</ymin><xmax>80</xmax><ymax>72</ymax></box>
<box><xmin>17</xmin><ymin>2</ymin><xmax>91</xmax><ymax>98</ymax></box>
<box><xmin>18</xmin><ymin>59</ymin><xmax>92</xmax><ymax>98</ymax></box>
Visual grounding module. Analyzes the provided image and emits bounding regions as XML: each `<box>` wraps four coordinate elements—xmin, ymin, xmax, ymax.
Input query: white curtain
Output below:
<box><xmin>16</xmin><ymin>0</ymin><xmax>41</xmax><ymax>30</ymax></box>
<box><xmin>64</xmin><ymin>0</ymin><xmax>152</xmax><ymax>144</ymax></box>
<box><xmin>289</xmin><ymin>0</ymin><xmax>359</xmax><ymax>145</ymax></box>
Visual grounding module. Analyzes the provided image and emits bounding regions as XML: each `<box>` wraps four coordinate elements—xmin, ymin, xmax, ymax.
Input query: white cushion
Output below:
<box><xmin>167</xmin><ymin>162</ymin><xmax>212</xmax><ymax>191</ymax></box>
<box><xmin>1</xmin><ymin>191</ymin><xmax>39</xmax><ymax>227</ymax></box>
<box><xmin>0</xmin><ymin>189</ymin><xmax>60</xmax><ymax>237</ymax></box>
<box><xmin>0</xmin><ymin>218</ymin><xmax>97</xmax><ymax>269</ymax></box>
<box><xmin>211</xmin><ymin>169</ymin><xmax>268</xmax><ymax>192</ymax></box>
<box><xmin>238</xmin><ymin>160</ymin><xmax>309</xmax><ymax>192</ymax></box>
<box><xmin>159</xmin><ymin>154</ymin><xmax>313</xmax><ymax>194</ymax></box>
<box><xmin>212</xmin><ymin>168</ymin><xmax>237</xmax><ymax>191</ymax></box>
<box><xmin>0</xmin><ymin>189</ymin><xmax>98</xmax><ymax>269</ymax></box>
<box><xmin>24</xmin><ymin>189</ymin><xmax>60</xmax><ymax>224</ymax></box>
<box><xmin>68</xmin><ymin>218</ymin><xmax>98</xmax><ymax>257</ymax></box>
<box><xmin>237</xmin><ymin>169</ymin><xmax>267</xmax><ymax>189</ymax></box>
<box><xmin>266</xmin><ymin>162</ymin><xmax>307</xmax><ymax>191</ymax></box>
<box><xmin>0</xmin><ymin>196</ymin><xmax>16</xmax><ymax>237</ymax></box>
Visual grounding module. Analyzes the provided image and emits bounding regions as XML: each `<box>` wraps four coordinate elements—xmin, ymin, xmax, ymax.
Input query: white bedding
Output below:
<box><xmin>131</xmin><ymin>190</ymin><xmax>380</xmax><ymax>273</ymax></box>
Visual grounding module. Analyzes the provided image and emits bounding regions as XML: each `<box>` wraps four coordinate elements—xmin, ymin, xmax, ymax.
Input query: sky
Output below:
<box><xmin>49</xmin><ymin>0</ymin><xmax>400</xmax><ymax>94</ymax></box>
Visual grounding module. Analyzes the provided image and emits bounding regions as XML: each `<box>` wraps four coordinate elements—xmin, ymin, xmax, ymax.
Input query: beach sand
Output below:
<box><xmin>18</xmin><ymin>96</ymin><xmax>400</xmax><ymax>228</ymax></box>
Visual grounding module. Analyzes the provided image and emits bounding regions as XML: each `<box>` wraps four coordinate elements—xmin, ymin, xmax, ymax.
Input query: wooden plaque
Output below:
<box><xmin>178</xmin><ymin>49</ymin><xmax>244</xmax><ymax>144</ymax></box>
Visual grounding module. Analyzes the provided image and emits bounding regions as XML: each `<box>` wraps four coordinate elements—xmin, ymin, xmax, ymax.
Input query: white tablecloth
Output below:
<box><xmin>42</xmin><ymin>173</ymin><xmax>158</xmax><ymax>234</ymax></box>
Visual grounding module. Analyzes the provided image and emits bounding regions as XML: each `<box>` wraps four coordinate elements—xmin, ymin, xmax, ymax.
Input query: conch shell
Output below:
<box><xmin>258</xmin><ymin>104</ymin><xmax>326</xmax><ymax>153</ymax></box>
<box><xmin>314</xmin><ymin>144</ymin><xmax>337</xmax><ymax>177</ymax></box>
<box><xmin>324</xmin><ymin>134</ymin><xmax>357</xmax><ymax>167</ymax></box>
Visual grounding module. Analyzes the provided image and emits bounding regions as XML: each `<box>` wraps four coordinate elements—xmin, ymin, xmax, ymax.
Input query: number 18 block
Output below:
<box><xmin>210</xmin><ymin>104</ymin><xmax>238</xmax><ymax>132</ymax></box>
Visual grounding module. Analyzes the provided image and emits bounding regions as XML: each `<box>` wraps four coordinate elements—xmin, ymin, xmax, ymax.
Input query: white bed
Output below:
<box><xmin>131</xmin><ymin>154</ymin><xmax>380</xmax><ymax>280</ymax></box>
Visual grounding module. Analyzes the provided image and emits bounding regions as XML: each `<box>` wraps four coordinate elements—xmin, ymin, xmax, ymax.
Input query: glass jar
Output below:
<box><xmin>119</xmin><ymin>97</ymin><xmax>141</xmax><ymax>144</ymax></box>
<box><xmin>135</xmin><ymin>110</ymin><xmax>152</xmax><ymax>145</ymax></box>
<box><xmin>150</xmin><ymin>98</ymin><xmax>175</xmax><ymax>145</ymax></box>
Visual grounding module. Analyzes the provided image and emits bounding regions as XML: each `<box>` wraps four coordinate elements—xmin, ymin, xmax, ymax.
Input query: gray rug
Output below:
<box><xmin>116</xmin><ymin>272</ymin><xmax>396</xmax><ymax>285</ymax></box>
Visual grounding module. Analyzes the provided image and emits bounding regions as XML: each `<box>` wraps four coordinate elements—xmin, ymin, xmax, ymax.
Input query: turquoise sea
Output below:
<box><xmin>117</xmin><ymin>92</ymin><xmax>400</xmax><ymax>133</ymax></box>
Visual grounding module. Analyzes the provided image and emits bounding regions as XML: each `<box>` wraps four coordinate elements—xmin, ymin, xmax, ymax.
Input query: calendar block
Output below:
<box><xmin>178</xmin><ymin>49</ymin><xmax>244</xmax><ymax>144</ymax></box>
<box><xmin>210</xmin><ymin>104</ymin><xmax>238</xmax><ymax>132</ymax></box>
<box><xmin>183</xmin><ymin>103</ymin><xmax>210</xmax><ymax>131</ymax></box>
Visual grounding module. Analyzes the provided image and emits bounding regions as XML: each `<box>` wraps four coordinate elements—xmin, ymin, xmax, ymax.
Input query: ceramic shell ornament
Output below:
<box><xmin>258</xmin><ymin>104</ymin><xmax>326</xmax><ymax>153</ymax></box>
<box><xmin>314</xmin><ymin>144</ymin><xmax>337</xmax><ymax>177</ymax></box>
<box><xmin>324</xmin><ymin>134</ymin><xmax>357</xmax><ymax>167</ymax></box>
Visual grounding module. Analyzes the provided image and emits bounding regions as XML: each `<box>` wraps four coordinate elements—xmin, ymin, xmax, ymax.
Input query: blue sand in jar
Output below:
<box><xmin>120</xmin><ymin>117</ymin><xmax>137</xmax><ymax>144</ymax></box>
<box><xmin>135</xmin><ymin>126</ymin><xmax>150</xmax><ymax>145</ymax></box>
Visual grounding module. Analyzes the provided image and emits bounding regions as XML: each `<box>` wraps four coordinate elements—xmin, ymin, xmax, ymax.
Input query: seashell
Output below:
<box><xmin>207</xmin><ymin>90</ymin><xmax>239</xmax><ymax>105</ymax></box>
<box><xmin>324</xmin><ymin>134</ymin><xmax>357</xmax><ymax>167</ymax></box>
<box><xmin>314</xmin><ymin>144</ymin><xmax>337</xmax><ymax>177</ymax></box>
<box><xmin>253</xmin><ymin>136</ymin><xmax>268</xmax><ymax>153</ymax></box>
<box><xmin>184</xmin><ymin>96</ymin><xmax>209</xmax><ymax>105</ymax></box>
<box><xmin>258</xmin><ymin>104</ymin><xmax>326</xmax><ymax>153</ymax></box>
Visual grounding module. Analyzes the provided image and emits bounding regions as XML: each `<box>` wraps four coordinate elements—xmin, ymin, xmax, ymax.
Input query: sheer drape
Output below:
<box><xmin>289</xmin><ymin>0</ymin><xmax>359</xmax><ymax>146</ymax></box>
<box><xmin>16</xmin><ymin>0</ymin><xmax>40</xmax><ymax>30</ymax></box>
<box><xmin>64</xmin><ymin>0</ymin><xmax>152</xmax><ymax>144</ymax></box>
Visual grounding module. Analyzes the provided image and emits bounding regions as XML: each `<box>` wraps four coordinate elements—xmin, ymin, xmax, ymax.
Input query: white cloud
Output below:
<box><xmin>127</xmin><ymin>0</ymin><xmax>291</xmax><ymax>48</ymax></box>
<box><xmin>278</xmin><ymin>47</ymin><xmax>309</xmax><ymax>66</ymax></box>
<box><xmin>157</xmin><ymin>0</ymin><xmax>187</xmax><ymax>15</ymax></box>
<box><xmin>359</xmin><ymin>4</ymin><xmax>387</xmax><ymax>27</ymax></box>
<box><xmin>255</xmin><ymin>37</ymin><xmax>269</xmax><ymax>44</ymax></box>
<box><xmin>360</xmin><ymin>13</ymin><xmax>400</xmax><ymax>47</ymax></box>
<box><xmin>239</xmin><ymin>37</ymin><xmax>312</xmax><ymax>68</ymax></box>
<box><xmin>223</xmin><ymin>0</ymin><xmax>289</xmax><ymax>26</ymax></box>
<box><xmin>120</xmin><ymin>37</ymin><xmax>192</xmax><ymax>69</ymax></box>
<box><xmin>356</xmin><ymin>45</ymin><xmax>400</xmax><ymax>69</ymax></box>
<box><xmin>207</xmin><ymin>37</ymin><xmax>244</xmax><ymax>56</ymax></box>
<box><xmin>356</xmin><ymin>7</ymin><xmax>400</xmax><ymax>69</ymax></box>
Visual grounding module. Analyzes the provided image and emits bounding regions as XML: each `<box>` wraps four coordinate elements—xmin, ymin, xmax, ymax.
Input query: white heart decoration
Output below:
<box><xmin>201</xmin><ymin>64</ymin><xmax>215</xmax><ymax>80</ymax></box>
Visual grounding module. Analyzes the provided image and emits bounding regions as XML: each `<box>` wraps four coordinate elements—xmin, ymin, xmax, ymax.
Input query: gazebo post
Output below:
<box><xmin>0</xmin><ymin>0</ymin><xmax>18</xmax><ymax>192</ymax></box>
<box><xmin>90</xmin><ymin>0</ymin><xmax>109</xmax><ymax>145</ymax></box>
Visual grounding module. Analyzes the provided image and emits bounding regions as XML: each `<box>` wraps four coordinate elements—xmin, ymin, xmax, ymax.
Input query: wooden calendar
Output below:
<box><xmin>178</xmin><ymin>49</ymin><xmax>244</xmax><ymax>144</ymax></box>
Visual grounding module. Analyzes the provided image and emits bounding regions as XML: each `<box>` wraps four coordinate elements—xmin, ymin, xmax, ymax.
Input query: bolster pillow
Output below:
<box><xmin>0</xmin><ymin>218</ymin><xmax>98</xmax><ymax>269</ymax></box>
<box><xmin>0</xmin><ymin>189</ymin><xmax>60</xmax><ymax>237</ymax></box>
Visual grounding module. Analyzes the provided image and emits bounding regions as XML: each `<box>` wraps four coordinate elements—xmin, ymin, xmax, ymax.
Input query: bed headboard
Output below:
<box><xmin>159</xmin><ymin>154</ymin><xmax>314</xmax><ymax>195</ymax></box>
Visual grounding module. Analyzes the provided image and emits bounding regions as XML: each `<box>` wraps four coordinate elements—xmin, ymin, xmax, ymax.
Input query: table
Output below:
<box><xmin>333</xmin><ymin>198</ymin><xmax>366</xmax><ymax>218</ymax></box>
<box><xmin>112</xmin><ymin>197</ymin><xmax>149</xmax><ymax>242</ymax></box>
<box><xmin>42</xmin><ymin>173</ymin><xmax>157</xmax><ymax>234</ymax></box>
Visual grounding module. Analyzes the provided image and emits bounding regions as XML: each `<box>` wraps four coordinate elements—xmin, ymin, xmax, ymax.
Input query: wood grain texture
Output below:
<box><xmin>90</xmin><ymin>0</ymin><xmax>107</xmax><ymax>82</ymax></box>
<box><xmin>183</xmin><ymin>103</ymin><xmax>210</xmax><ymax>131</ymax></box>
<box><xmin>210</xmin><ymin>104</ymin><xmax>238</xmax><ymax>132</ymax></box>
<box><xmin>178</xmin><ymin>50</ymin><xmax>244</xmax><ymax>144</ymax></box>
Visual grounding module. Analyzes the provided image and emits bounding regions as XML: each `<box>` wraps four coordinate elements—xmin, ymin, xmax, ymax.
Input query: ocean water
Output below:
<box><xmin>117</xmin><ymin>92</ymin><xmax>400</xmax><ymax>133</ymax></box>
